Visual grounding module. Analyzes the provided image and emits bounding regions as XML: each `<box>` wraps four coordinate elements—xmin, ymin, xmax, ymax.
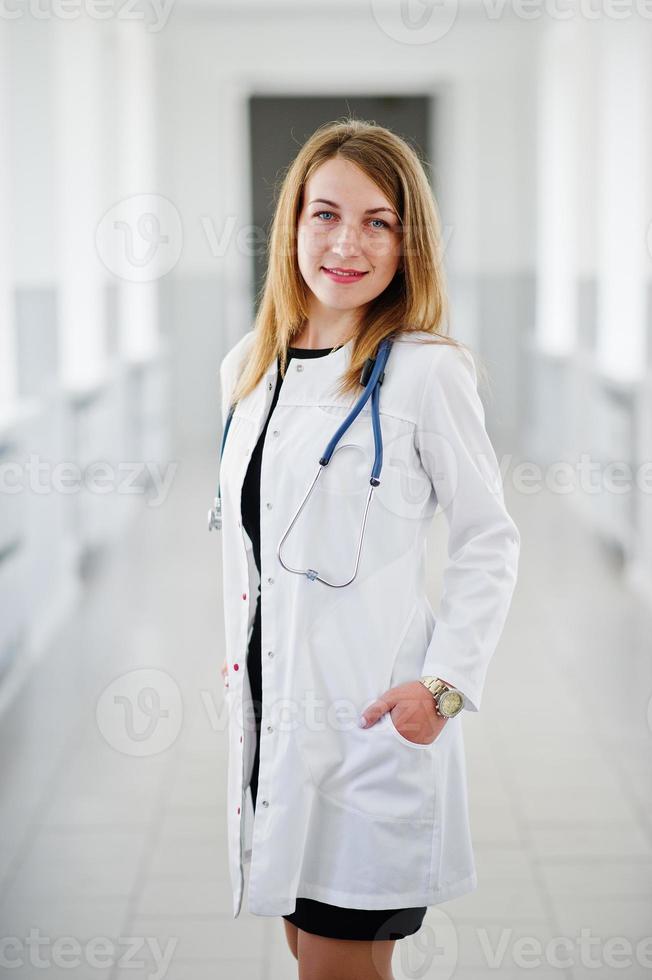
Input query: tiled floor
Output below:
<box><xmin>0</xmin><ymin>448</ymin><xmax>650</xmax><ymax>979</ymax></box>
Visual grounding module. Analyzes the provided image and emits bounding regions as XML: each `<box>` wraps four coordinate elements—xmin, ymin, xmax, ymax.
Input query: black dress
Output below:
<box><xmin>241</xmin><ymin>344</ymin><xmax>427</xmax><ymax>942</ymax></box>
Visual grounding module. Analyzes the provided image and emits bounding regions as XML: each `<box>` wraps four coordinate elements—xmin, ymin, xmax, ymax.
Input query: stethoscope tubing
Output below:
<box><xmin>209</xmin><ymin>337</ymin><xmax>394</xmax><ymax>587</ymax></box>
<box><xmin>319</xmin><ymin>337</ymin><xmax>392</xmax><ymax>484</ymax></box>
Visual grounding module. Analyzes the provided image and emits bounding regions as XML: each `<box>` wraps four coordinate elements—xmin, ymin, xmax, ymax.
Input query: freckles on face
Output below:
<box><xmin>298</xmin><ymin>209</ymin><xmax>401</xmax><ymax>265</ymax></box>
<box><xmin>296</xmin><ymin>195</ymin><xmax>402</xmax><ymax>307</ymax></box>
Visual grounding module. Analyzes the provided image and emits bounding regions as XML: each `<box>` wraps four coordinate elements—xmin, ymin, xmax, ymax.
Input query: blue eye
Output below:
<box><xmin>313</xmin><ymin>211</ymin><xmax>390</xmax><ymax>230</ymax></box>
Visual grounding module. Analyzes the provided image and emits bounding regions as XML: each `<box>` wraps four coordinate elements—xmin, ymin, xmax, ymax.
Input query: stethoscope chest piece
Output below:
<box><xmin>208</xmin><ymin>496</ymin><xmax>222</xmax><ymax>532</ymax></box>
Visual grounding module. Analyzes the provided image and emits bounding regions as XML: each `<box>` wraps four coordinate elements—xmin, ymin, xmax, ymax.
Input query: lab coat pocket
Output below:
<box><xmin>353</xmin><ymin>713</ymin><xmax>436</xmax><ymax>822</ymax></box>
<box><xmin>384</xmin><ymin>709</ymin><xmax>433</xmax><ymax>750</ymax></box>
<box><xmin>296</xmin><ymin>708</ymin><xmax>436</xmax><ymax>824</ymax></box>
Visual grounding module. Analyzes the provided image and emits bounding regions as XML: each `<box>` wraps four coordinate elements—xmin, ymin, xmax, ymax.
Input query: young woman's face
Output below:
<box><xmin>296</xmin><ymin>157</ymin><xmax>403</xmax><ymax>316</ymax></box>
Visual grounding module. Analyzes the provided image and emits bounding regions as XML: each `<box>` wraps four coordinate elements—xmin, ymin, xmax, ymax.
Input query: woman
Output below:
<box><xmin>218</xmin><ymin>119</ymin><xmax>520</xmax><ymax>980</ymax></box>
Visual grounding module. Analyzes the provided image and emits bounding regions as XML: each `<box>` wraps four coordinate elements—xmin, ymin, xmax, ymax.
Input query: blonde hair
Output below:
<box><xmin>230</xmin><ymin>117</ymin><xmax>482</xmax><ymax>406</ymax></box>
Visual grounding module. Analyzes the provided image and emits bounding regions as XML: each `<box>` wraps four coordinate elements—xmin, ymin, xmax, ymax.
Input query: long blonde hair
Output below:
<box><xmin>230</xmin><ymin>117</ymin><xmax>480</xmax><ymax>406</ymax></box>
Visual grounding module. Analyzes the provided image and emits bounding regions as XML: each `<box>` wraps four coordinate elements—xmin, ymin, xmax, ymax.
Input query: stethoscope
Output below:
<box><xmin>208</xmin><ymin>336</ymin><xmax>394</xmax><ymax>587</ymax></box>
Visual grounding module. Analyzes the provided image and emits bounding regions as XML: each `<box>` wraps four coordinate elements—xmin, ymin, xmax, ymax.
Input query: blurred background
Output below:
<box><xmin>1</xmin><ymin>2</ymin><xmax>651</xmax><ymax>978</ymax></box>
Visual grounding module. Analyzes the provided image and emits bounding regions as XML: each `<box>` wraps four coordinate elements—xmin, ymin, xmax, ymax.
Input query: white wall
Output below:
<box><xmin>1</xmin><ymin>16</ymin><xmax>169</xmax><ymax>697</ymax></box>
<box><xmin>0</xmin><ymin>25</ymin><xmax>15</xmax><ymax>411</ymax></box>
<box><xmin>532</xmin><ymin>14</ymin><xmax>652</xmax><ymax>597</ymax></box>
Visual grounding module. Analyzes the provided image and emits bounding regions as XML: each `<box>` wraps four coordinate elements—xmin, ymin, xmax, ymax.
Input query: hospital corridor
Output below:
<box><xmin>1</xmin><ymin>3</ymin><xmax>651</xmax><ymax>979</ymax></box>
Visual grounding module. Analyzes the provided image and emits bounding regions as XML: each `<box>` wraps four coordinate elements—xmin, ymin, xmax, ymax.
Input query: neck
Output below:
<box><xmin>291</xmin><ymin>328</ymin><xmax>353</xmax><ymax>350</ymax></box>
<box><xmin>292</xmin><ymin>308</ymin><xmax>361</xmax><ymax>349</ymax></box>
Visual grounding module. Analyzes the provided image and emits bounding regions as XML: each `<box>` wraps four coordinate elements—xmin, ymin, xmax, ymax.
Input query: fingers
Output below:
<box><xmin>358</xmin><ymin>696</ymin><xmax>393</xmax><ymax>728</ymax></box>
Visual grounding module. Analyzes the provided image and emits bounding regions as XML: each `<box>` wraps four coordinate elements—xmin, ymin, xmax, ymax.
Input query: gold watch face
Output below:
<box><xmin>439</xmin><ymin>690</ymin><xmax>464</xmax><ymax>717</ymax></box>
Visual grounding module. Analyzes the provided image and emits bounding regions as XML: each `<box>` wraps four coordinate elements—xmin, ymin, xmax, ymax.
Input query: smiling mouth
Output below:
<box><xmin>321</xmin><ymin>266</ymin><xmax>369</xmax><ymax>279</ymax></box>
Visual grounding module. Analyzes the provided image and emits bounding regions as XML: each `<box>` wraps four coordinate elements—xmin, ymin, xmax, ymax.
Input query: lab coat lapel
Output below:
<box><xmin>226</xmin><ymin>338</ymin><xmax>356</xmax><ymax>534</ymax></box>
<box><xmin>233</xmin><ymin>337</ymin><xmax>354</xmax><ymax>421</ymax></box>
<box><xmin>274</xmin><ymin>338</ymin><xmax>355</xmax><ymax>408</ymax></box>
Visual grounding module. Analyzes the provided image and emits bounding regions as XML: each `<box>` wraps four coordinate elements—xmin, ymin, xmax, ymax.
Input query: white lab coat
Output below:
<box><xmin>218</xmin><ymin>329</ymin><xmax>520</xmax><ymax>918</ymax></box>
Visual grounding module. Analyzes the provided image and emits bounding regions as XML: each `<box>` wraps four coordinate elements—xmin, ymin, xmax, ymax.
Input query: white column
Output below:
<box><xmin>575</xmin><ymin>25</ymin><xmax>599</xmax><ymax>324</ymax></box>
<box><xmin>53</xmin><ymin>17</ymin><xmax>107</xmax><ymax>391</ymax></box>
<box><xmin>535</xmin><ymin>20</ymin><xmax>583</xmax><ymax>356</ymax></box>
<box><xmin>595</xmin><ymin>21</ymin><xmax>651</xmax><ymax>382</ymax></box>
<box><xmin>114</xmin><ymin>23</ymin><xmax>160</xmax><ymax>362</ymax></box>
<box><xmin>436</xmin><ymin>77</ymin><xmax>480</xmax><ymax>348</ymax></box>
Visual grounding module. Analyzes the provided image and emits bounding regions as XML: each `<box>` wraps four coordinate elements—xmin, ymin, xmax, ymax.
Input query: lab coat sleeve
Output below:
<box><xmin>219</xmin><ymin>356</ymin><xmax>235</xmax><ymax>428</ymax></box>
<box><xmin>415</xmin><ymin>344</ymin><xmax>520</xmax><ymax>713</ymax></box>
<box><xmin>219</xmin><ymin>329</ymin><xmax>256</xmax><ymax>427</ymax></box>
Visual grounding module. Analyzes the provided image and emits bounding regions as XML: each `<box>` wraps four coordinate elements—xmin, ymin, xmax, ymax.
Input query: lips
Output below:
<box><xmin>321</xmin><ymin>266</ymin><xmax>368</xmax><ymax>282</ymax></box>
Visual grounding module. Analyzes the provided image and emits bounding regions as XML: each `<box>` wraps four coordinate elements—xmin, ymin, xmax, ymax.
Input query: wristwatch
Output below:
<box><xmin>419</xmin><ymin>676</ymin><xmax>465</xmax><ymax>718</ymax></box>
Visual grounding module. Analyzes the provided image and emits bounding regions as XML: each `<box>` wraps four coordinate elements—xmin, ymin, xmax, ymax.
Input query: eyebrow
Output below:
<box><xmin>308</xmin><ymin>198</ymin><xmax>399</xmax><ymax>219</ymax></box>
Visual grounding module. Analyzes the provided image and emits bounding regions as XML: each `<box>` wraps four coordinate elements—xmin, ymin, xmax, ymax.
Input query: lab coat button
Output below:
<box><xmin>266</xmin><ymin>725</ymin><xmax>273</xmax><ymax>733</ymax></box>
<box><xmin>296</xmin><ymin>364</ymin><xmax>304</xmax><ymax>372</ymax></box>
<box><xmin>268</xmin><ymin>381</ymin><xmax>273</xmax><ymax>390</ymax></box>
<box><xmin>261</xmin><ymin>799</ymin><xmax>269</xmax><ymax>807</ymax></box>
<box><xmin>273</xmin><ymin>429</ymin><xmax>280</xmax><ymax>437</ymax></box>
<box><xmin>237</xmin><ymin>806</ymin><xmax>240</xmax><ymax>815</ymax></box>
<box><xmin>233</xmin><ymin>663</ymin><xmax>239</xmax><ymax>671</ymax></box>
<box><xmin>266</xmin><ymin>502</ymin><xmax>272</xmax><ymax>509</ymax></box>
<box><xmin>240</xmin><ymin>735</ymin><xmax>243</xmax><ymax>742</ymax></box>
<box><xmin>267</xmin><ymin>577</ymin><xmax>274</xmax><ymax>585</ymax></box>
<box><xmin>242</xmin><ymin>593</ymin><xmax>247</xmax><ymax>600</ymax></box>
<box><xmin>267</xmin><ymin>650</ymin><xmax>274</xmax><ymax>658</ymax></box>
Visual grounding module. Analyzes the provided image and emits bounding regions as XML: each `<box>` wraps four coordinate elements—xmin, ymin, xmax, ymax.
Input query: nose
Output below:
<box><xmin>329</xmin><ymin>221</ymin><xmax>361</xmax><ymax>258</ymax></box>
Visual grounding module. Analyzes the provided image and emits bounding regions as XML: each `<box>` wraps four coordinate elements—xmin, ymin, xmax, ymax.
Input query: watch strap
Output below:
<box><xmin>419</xmin><ymin>675</ymin><xmax>464</xmax><ymax>717</ymax></box>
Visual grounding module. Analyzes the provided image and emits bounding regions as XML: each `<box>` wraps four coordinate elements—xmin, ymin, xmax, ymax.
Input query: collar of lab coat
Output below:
<box><xmin>261</xmin><ymin>336</ymin><xmax>357</xmax><ymax>409</ymax></box>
